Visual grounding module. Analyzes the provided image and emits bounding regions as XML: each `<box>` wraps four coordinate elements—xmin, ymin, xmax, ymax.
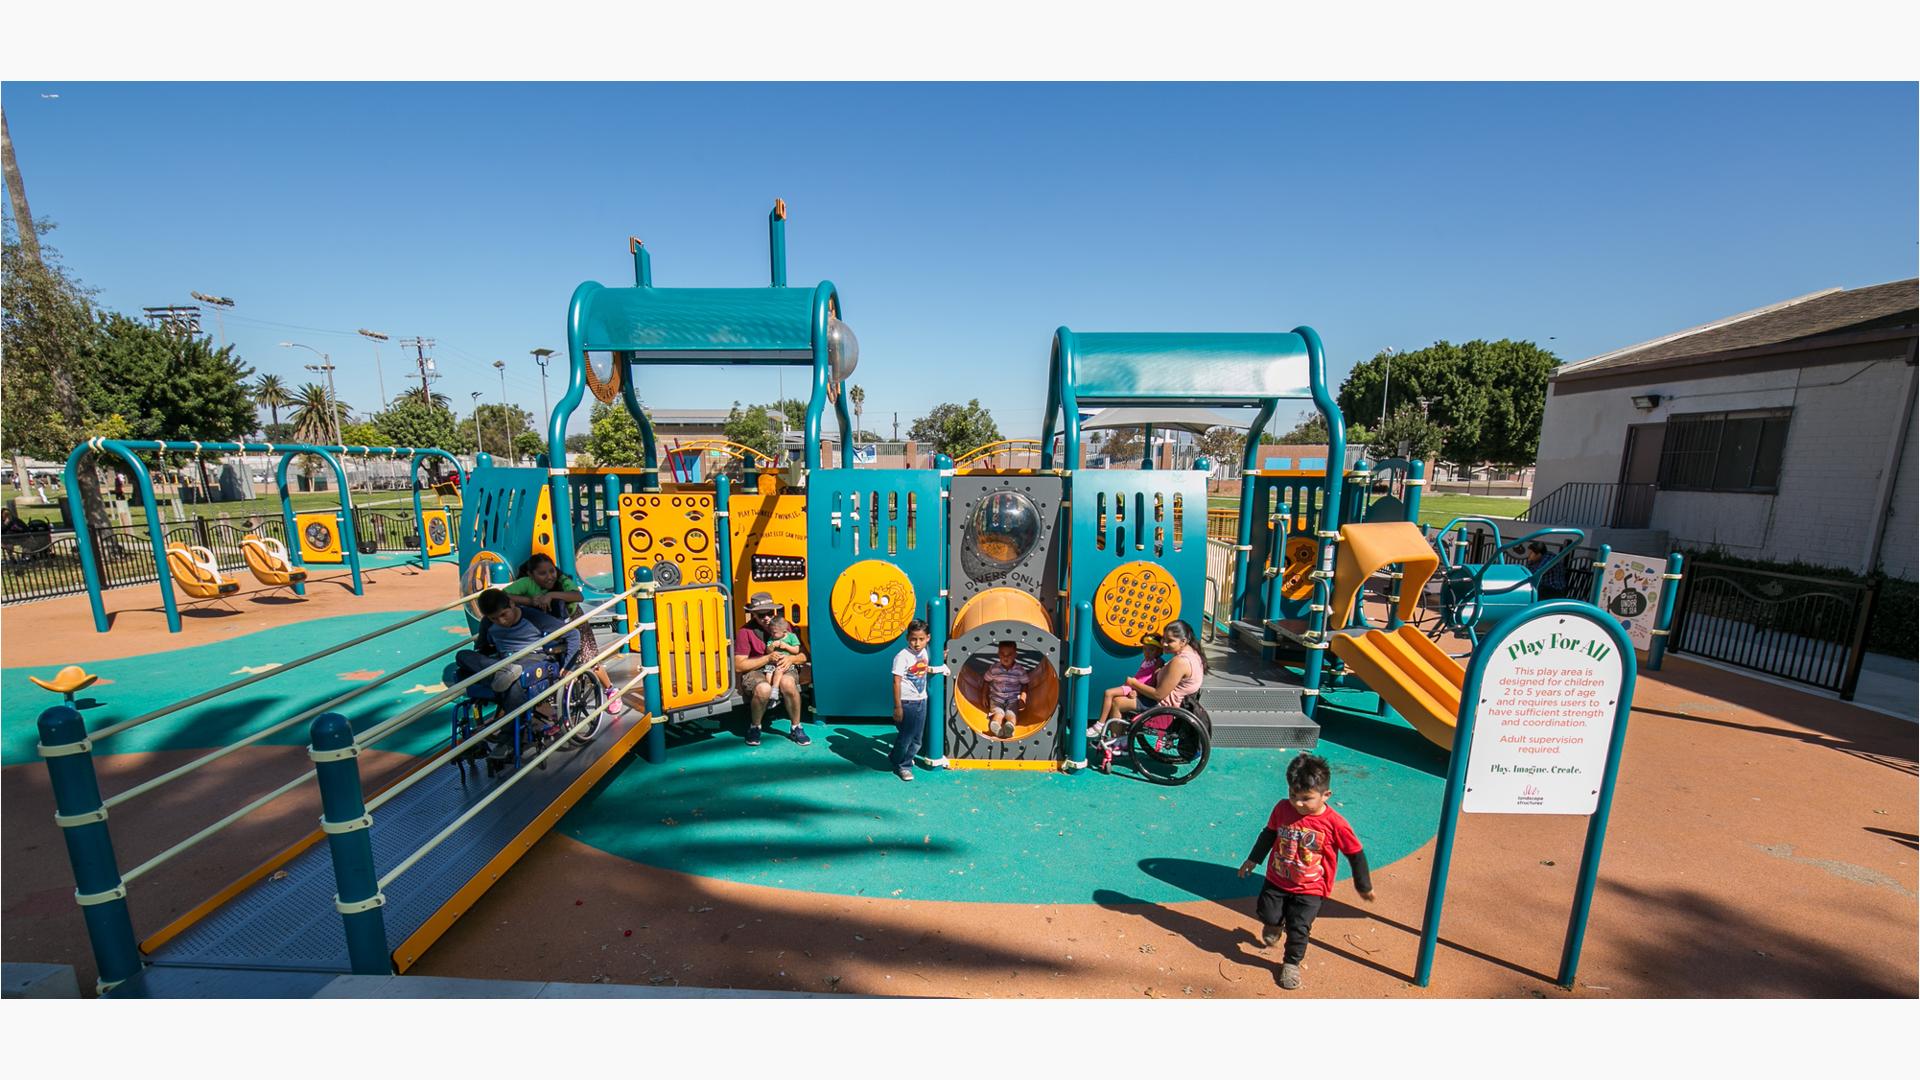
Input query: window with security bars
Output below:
<box><xmin>1658</xmin><ymin>409</ymin><xmax>1791</xmax><ymax>493</ymax></box>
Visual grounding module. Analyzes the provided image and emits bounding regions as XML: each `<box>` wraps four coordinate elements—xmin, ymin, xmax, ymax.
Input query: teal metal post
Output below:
<box><xmin>620</xmin><ymin>374</ymin><xmax>660</xmax><ymax>492</ymax></box>
<box><xmin>632</xmin><ymin>237</ymin><xmax>652</xmax><ymax>287</ymax></box>
<box><xmin>634</xmin><ymin>566</ymin><xmax>667</xmax><ymax>763</ymax></box>
<box><xmin>309</xmin><ymin>712</ymin><xmax>390</xmax><ymax>975</ymax></box>
<box><xmin>1231</xmin><ymin>400</ymin><xmax>1277</xmax><ymax>626</ymax></box>
<box><xmin>803</xmin><ymin>283</ymin><xmax>842</xmax><ymax>473</ymax></box>
<box><xmin>1299</xmin><ymin>326</ymin><xmax>1344</xmax><ymax>720</ymax></box>
<box><xmin>1412</xmin><ymin>683</ymin><xmax>1478</xmax><ymax>986</ymax></box>
<box><xmin>552</xmin><ymin>280</ymin><xmax>601</xmax><ymax>584</ymax></box>
<box><xmin>1647</xmin><ymin>553</ymin><xmax>1684</xmax><ymax>671</ymax></box>
<box><xmin>275</xmin><ymin>447</ymin><xmax>363</xmax><ymax>596</ymax></box>
<box><xmin>1387</xmin><ymin>460</ymin><xmax>1426</xmax><ymax>632</ymax></box>
<box><xmin>1587</xmin><ymin>545</ymin><xmax>1612</xmax><ymax>606</ymax></box>
<box><xmin>1558</xmin><ymin>632</ymin><xmax>1638</xmax><ymax>988</ymax></box>
<box><xmin>409</xmin><ymin>449</ymin><xmax>466</xmax><ymax>570</ymax></box>
<box><xmin>604</xmin><ymin>474</ymin><xmax>630</xmax><ymax>650</ymax></box>
<box><xmin>768</xmin><ymin>200</ymin><xmax>787</xmax><ymax>287</ymax></box>
<box><xmin>38</xmin><ymin>705</ymin><xmax>142</xmax><ymax>994</ymax></box>
<box><xmin>1140</xmin><ymin>423</ymin><xmax>1154</xmax><ymax>469</ymax></box>
<box><xmin>63</xmin><ymin>440</ymin><xmax>178</xmax><ymax>632</ymax></box>
<box><xmin>925</xmin><ymin>595</ymin><xmax>949</xmax><ymax>766</ymax></box>
<box><xmin>1069</xmin><ymin>600</ymin><xmax>1094</xmax><ymax>770</ymax></box>
<box><xmin>714</xmin><ymin>473</ymin><xmax>733</xmax><ymax>592</ymax></box>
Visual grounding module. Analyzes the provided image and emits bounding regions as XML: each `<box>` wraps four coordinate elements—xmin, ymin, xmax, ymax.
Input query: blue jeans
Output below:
<box><xmin>890</xmin><ymin>698</ymin><xmax>928</xmax><ymax>771</ymax></box>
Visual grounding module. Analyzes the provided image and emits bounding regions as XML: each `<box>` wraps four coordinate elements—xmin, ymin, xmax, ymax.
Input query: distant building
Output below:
<box><xmin>1532</xmin><ymin>278</ymin><xmax>1918</xmax><ymax>579</ymax></box>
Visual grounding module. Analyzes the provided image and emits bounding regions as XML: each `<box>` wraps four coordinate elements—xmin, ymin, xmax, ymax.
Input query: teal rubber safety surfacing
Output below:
<box><xmin>559</xmin><ymin>685</ymin><xmax>1446</xmax><ymax>906</ymax></box>
<box><xmin>3</xmin><ymin>610</ymin><xmax>470</xmax><ymax>766</ymax></box>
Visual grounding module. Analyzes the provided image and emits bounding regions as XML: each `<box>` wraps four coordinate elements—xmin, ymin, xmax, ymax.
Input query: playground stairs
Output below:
<box><xmin>1201</xmin><ymin>643</ymin><xmax>1319</xmax><ymax>749</ymax></box>
<box><xmin>131</xmin><ymin>707</ymin><xmax>650</xmax><ymax>986</ymax></box>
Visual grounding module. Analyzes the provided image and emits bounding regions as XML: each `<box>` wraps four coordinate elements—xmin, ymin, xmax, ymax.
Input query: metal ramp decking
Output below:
<box><xmin>1199</xmin><ymin>642</ymin><xmax>1319</xmax><ymax>749</ymax></box>
<box><xmin>114</xmin><ymin>709</ymin><xmax>649</xmax><ymax>996</ymax></box>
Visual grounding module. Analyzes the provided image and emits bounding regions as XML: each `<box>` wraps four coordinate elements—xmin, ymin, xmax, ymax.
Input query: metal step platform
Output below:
<box><xmin>1200</xmin><ymin>643</ymin><xmax>1319</xmax><ymax>749</ymax></box>
<box><xmin>128</xmin><ymin>708</ymin><xmax>649</xmax><ymax>989</ymax></box>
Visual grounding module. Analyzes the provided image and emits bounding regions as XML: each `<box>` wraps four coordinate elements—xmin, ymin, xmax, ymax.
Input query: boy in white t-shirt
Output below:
<box><xmin>888</xmin><ymin>619</ymin><xmax>933</xmax><ymax>781</ymax></box>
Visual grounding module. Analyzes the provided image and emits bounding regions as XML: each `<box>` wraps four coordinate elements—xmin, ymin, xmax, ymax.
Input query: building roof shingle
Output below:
<box><xmin>1557</xmin><ymin>277</ymin><xmax>1917</xmax><ymax>380</ymax></box>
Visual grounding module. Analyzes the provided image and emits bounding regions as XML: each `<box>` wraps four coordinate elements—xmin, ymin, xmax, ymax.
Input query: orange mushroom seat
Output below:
<box><xmin>240</xmin><ymin>534</ymin><xmax>307</xmax><ymax>588</ymax></box>
<box><xmin>29</xmin><ymin>665</ymin><xmax>99</xmax><ymax>697</ymax></box>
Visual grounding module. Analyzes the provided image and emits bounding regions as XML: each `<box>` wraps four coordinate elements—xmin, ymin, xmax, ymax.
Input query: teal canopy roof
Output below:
<box><xmin>575</xmin><ymin>285</ymin><xmax>816</xmax><ymax>359</ymax></box>
<box><xmin>1065</xmin><ymin>332</ymin><xmax>1313</xmax><ymax>407</ymax></box>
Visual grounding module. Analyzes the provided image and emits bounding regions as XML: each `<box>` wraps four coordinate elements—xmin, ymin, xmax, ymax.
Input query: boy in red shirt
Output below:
<box><xmin>1237</xmin><ymin>753</ymin><xmax>1375</xmax><ymax>990</ymax></box>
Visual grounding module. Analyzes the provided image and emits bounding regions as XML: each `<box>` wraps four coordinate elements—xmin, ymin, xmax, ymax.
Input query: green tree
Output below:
<box><xmin>1367</xmin><ymin>403</ymin><xmax>1444</xmax><ymax>462</ymax></box>
<box><xmin>80</xmin><ymin>313</ymin><xmax>257</xmax><ymax>445</ymax></box>
<box><xmin>371</xmin><ymin>396</ymin><xmax>459</xmax><ymax>453</ymax></box>
<box><xmin>1337</xmin><ymin>340</ymin><xmax>1561</xmax><ymax>466</ymax></box>
<box><xmin>1198</xmin><ymin>425</ymin><xmax>1248</xmax><ymax>464</ymax></box>
<box><xmin>471</xmin><ymin>403</ymin><xmax>535</xmax><ymax>463</ymax></box>
<box><xmin>340</xmin><ymin>420</ymin><xmax>383</xmax><ymax>447</ymax></box>
<box><xmin>253</xmin><ymin>372</ymin><xmax>291</xmax><ymax>432</ymax></box>
<box><xmin>564</xmin><ymin>433</ymin><xmax>590</xmax><ymax>456</ymax></box>
<box><xmin>587</xmin><ymin>401</ymin><xmax>651</xmax><ymax>467</ymax></box>
<box><xmin>723</xmin><ymin>401</ymin><xmax>784</xmax><ymax>463</ymax></box>
<box><xmin>2</xmin><ymin>218</ymin><xmax>110</xmax><ymax>516</ymax></box>
<box><xmin>849</xmin><ymin>384</ymin><xmax>866</xmax><ymax>437</ymax></box>
<box><xmin>908</xmin><ymin>399</ymin><xmax>1001</xmax><ymax>459</ymax></box>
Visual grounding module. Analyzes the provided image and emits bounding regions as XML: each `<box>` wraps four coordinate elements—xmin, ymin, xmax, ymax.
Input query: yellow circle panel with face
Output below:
<box><xmin>1093</xmin><ymin>560</ymin><xmax>1182</xmax><ymax>647</ymax></box>
<box><xmin>830</xmin><ymin>559</ymin><xmax>917</xmax><ymax>645</ymax></box>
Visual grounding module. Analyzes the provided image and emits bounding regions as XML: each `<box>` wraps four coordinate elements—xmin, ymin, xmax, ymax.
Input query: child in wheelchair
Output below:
<box><xmin>453</xmin><ymin>588</ymin><xmax>582</xmax><ymax>771</ymax></box>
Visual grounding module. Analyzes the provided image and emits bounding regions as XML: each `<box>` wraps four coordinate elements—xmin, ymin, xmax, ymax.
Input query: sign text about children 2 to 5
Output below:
<box><xmin>1463</xmin><ymin>612</ymin><xmax>1625</xmax><ymax>816</ymax></box>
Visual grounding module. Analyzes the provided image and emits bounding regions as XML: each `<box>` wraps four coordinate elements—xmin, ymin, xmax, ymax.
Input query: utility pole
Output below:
<box><xmin>358</xmin><ymin>329</ymin><xmax>390</xmax><ymax>407</ymax></box>
<box><xmin>492</xmin><ymin>359</ymin><xmax>515</xmax><ymax>466</ymax></box>
<box><xmin>143</xmin><ymin>304</ymin><xmax>202</xmax><ymax>338</ymax></box>
<box><xmin>399</xmin><ymin>337</ymin><xmax>437</xmax><ymax>406</ymax></box>
<box><xmin>282</xmin><ymin>342</ymin><xmax>341</xmax><ymax>447</ymax></box>
<box><xmin>892</xmin><ymin>411</ymin><xmax>899</xmax><ymax>441</ymax></box>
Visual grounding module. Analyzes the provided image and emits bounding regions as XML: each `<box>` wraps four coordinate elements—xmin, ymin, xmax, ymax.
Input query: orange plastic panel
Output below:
<box><xmin>1093</xmin><ymin>560</ymin><xmax>1182</xmax><ymax>646</ymax></box>
<box><xmin>1329</xmin><ymin>521</ymin><xmax>1439</xmax><ymax>628</ymax></box>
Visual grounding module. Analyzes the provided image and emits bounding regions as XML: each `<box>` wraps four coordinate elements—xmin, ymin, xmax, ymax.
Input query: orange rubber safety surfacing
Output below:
<box><xmin>1093</xmin><ymin>561</ymin><xmax>1181</xmax><ymax>646</ymax></box>
<box><xmin>830</xmin><ymin>559</ymin><xmax>916</xmax><ymax>645</ymax></box>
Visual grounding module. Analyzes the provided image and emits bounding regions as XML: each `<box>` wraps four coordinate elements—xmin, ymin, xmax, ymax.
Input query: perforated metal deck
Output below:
<box><xmin>144</xmin><ymin>709</ymin><xmax>644</xmax><ymax>974</ymax></box>
<box><xmin>1198</xmin><ymin>643</ymin><xmax>1319</xmax><ymax>749</ymax></box>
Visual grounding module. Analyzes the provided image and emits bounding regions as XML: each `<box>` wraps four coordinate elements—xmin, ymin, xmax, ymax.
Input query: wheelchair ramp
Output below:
<box><xmin>138</xmin><ymin>709</ymin><xmax>649</xmax><ymax>979</ymax></box>
<box><xmin>1200</xmin><ymin>643</ymin><xmax>1319</xmax><ymax>749</ymax></box>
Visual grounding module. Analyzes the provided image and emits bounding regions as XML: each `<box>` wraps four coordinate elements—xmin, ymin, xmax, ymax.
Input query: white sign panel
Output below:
<box><xmin>1463</xmin><ymin>611</ymin><xmax>1626</xmax><ymax>816</ymax></box>
<box><xmin>1596</xmin><ymin>551</ymin><xmax>1665</xmax><ymax>651</ymax></box>
<box><xmin>852</xmin><ymin>443</ymin><xmax>878</xmax><ymax>465</ymax></box>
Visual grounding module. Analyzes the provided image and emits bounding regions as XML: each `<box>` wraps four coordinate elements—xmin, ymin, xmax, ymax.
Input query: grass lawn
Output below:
<box><xmin>1206</xmin><ymin>490</ymin><xmax>1530</xmax><ymax>530</ymax></box>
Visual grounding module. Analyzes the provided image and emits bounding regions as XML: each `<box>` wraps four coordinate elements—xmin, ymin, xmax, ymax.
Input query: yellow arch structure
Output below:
<box><xmin>954</xmin><ymin>438</ymin><xmax>1042</xmax><ymax>473</ymax></box>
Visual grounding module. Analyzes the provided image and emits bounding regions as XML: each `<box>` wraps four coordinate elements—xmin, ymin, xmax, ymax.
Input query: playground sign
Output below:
<box><xmin>1596</xmin><ymin>550</ymin><xmax>1666</xmax><ymax>651</ymax></box>
<box><xmin>1463</xmin><ymin>613</ymin><xmax>1626</xmax><ymax>816</ymax></box>
<box><xmin>1416</xmin><ymin>600</ymin><xmax>1637</xmax><ymax>989</ymax></box>
<box><xmin>852</xmin><ymin>443</ymin><xmax>878</xmax><ymax>464</ymax></box>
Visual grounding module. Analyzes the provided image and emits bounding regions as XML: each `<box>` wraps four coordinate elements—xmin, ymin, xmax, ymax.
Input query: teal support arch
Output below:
<box><xmin>408</xmin><ymin>449</ymin><xmax>467</xmax><ymax>570</ymax></box>
<box><xmin>62</xmin><ymin>439</ymin><xmax>176</xmax><ymax>633</ymax></box>
<box><xmin>275</xmin><ymin>446</ymin><xmax>363</xmax><ymax>597</ymax></box>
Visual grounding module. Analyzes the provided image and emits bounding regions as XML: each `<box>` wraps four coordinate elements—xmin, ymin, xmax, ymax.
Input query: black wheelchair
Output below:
<box><xmin>1092</xmin><ymin>690</ymin><xmax>1212</xmax><ymax>786</ymax></box>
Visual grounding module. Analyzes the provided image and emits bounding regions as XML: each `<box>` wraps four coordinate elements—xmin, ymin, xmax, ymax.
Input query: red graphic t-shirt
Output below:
<box><xmin>1263</xmin><ymin>801</ymin><xmax>1363</xmax><ymax>897</ymax></box>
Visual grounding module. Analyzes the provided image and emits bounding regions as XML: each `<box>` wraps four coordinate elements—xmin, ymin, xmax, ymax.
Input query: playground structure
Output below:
<box><xmin>61</xmin><ymin>439</ymin><xmax>464</xmax><ymax>633</ymax></box>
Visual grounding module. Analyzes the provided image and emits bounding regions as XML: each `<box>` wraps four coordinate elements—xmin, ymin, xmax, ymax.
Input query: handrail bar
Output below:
<box><xmin>100</xmin><ymin>641</ymin><xmax>466</xmax><ymax>811</ymax></box>
<box><xmin>90</xmin><ymin>590</ymin><xmax>485</xmax><ymax>743</ymax></box>
<box><xmin>363</xmin><ymin>613</ymin><xmax>639</xmax><ymax>814</ymax></box>
<box><xmin>353</xmin><ymin>585</ymin><xmax>639</xmax><ymax>751</ymax></box>
<box><xmin>378</xmin><ymin>656</ymin><xmax>647</xmax><ymax>889</ymax></box>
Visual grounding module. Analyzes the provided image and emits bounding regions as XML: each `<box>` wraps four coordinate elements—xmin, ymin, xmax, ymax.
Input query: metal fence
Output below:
<box><xmin>1670</xmin><ymin>562</ymin><xmax>1875</xmax><ymax>698</ymax></box>
<box><xmin>2</xmin><ymin>515</ymin><xmax>291</xmax><ymax>607</ymax></box>
<box><xmin>1520</xmin><ymin>482</ymin><xmax>1657</xmax><ymax>529</ymax></box>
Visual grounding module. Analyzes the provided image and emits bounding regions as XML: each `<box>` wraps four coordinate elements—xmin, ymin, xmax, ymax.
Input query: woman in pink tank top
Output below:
<box><xmin>1144</xmin><ymin>620</ymin><xmax>1206</xmax><ymax>709</ymax></box>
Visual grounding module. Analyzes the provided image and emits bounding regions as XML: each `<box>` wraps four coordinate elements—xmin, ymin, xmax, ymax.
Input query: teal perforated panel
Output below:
<box><xmin>1068</xmin><ymin>470</ymin><xmax>1207</xmax><ymax>691</ymax></box>
<box><xmin>457</xmin><ymin>462</ymin><xmax>553</xmax><ymax>612</ymax></box>
<box><xmin>805</xmin><ymin>470</ymin><xmax>946</xmax><ymax>718</ymax></box>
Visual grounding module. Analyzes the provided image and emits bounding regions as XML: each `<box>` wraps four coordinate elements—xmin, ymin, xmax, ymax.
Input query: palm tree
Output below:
<box><xmin>850</xmin><ymin>384</ymin><xmax>865</xmax><ymax>438</ymax></box>
<box><xmin>253</xmin><ymin>373</ymin><xmax>291</xmax><ymax>433</ymax></box>
<box><xmin>288</xmin><ymin>382</ymin><xmax>349</xmax><ymax>446</ymax></box>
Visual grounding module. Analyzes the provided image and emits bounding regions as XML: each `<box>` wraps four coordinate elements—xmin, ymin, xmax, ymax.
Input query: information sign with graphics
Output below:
<box><xmin>1463</xmin><ymin>609</ymin><xmax>1627</xmax><ymax>816</ymax></box>
<box><xmin>852</xmin><ymin>443</ymin><xmax>878</xmax><ymax>465</ymax></box>
<box><xmin>1596</xmin><ymin>551</ymin><xmax>1666</xmax><ymax>651</ymax></box>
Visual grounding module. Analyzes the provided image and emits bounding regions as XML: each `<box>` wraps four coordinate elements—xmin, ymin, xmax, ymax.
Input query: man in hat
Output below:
<box><xmin>735</xmin><ymin>591</ymin><xmax>809</xmax><ymax>747</ymax></box>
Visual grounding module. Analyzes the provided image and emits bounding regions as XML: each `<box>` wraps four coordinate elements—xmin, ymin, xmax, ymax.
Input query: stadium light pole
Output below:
<box><xmin>357</xmin><ymin>329</ymin><xmax>390</xmax><ymax>407</ymax></box>
<box><xmin>191</xmin><ymin>291</ymin><xmax>234</xmax><ymax>350</ymax></box>
<box><xmin>531</xmin><ymin>348</ymin><xmax>555</xmax><ymax>426</ymax></box>
<box><xmin>470</xmin><ymin>391</ymin><xmax>485</xmax><ymax>463</ymax></box>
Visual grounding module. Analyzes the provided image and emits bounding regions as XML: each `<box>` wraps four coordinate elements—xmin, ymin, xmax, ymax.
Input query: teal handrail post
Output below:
<box><xmin>63</xmin><ymin>439</ymin><xmax>176</xmax><ymax>632</ymax></box>
<box><xmin>275</xmin><ymin>450</ymin><xmax>307</xmax><ymax>596</ymax></box>
<box><xmin>632</xmin><ymin>237</ymin><xmax>652</xmax><ymax>287</ymax></box>
<box><xmin>1647</xmin><ymin>553</ymin><xmax>1684</xmax><ymax>671</ymax></box>
<box><xmin>38</xmin><ymin>705</ymin><xmax>142</xmax><ymax>994</ymax></box>
<box><xmin>634</xmin><ymin>566</ymin><xmax>667</xmax><ymax>763</ymax></box>
<box><xmin>551</xmin><ymin>281</ymin><xmax>601</xmax><ymax>584</ymax></box>
<box><xmin>768</xmin><ymin>200</ymin><xmax>788</xmax><ymax>287</ymax></box>
<box><xmin>714</xmin><ymin>473</ymin><xmax>733</xmax><ymax>596</ymax></box>
<box><xmin>1069</xmin><ymin>600</ymin><xmax>1094</xmax><ymax>770</ymax></box>
<box><xmin>1587</xmin><ymin>545</ymin><xmax>1612</xmax><ymax>606</ymax></box>
<box><xmin>1140</xmin><ymin>423</ymin><xmax>1155</xmax><ymax>469</ymax></box>
<box><xmin>408</xmin><ymin>449</ymin><xmax>467</xmax><ymax>570</ymax></box>
<box><xmin>1231</xmin><ymin>399</ymin><xmax>1277</xmax><ymax>624</ymax></box>
<box><xmin>833</xmin><ymin>380</ymin><xmax>856</xmax><ymax>469</ymax></box>
<box><xmin>309</xmin><ymin>711</ymin><xmax>391</xmax><ymax>976</ymax></box>
<box><xmin>1412</xmin><ymin>663</ymin><xmax>1478</xmax><ymax>987</ymax></box>
<box><xmin>1298</xmin><ymin>326</ymin><xmax>1344</xmax><ymax>717</ymax></box>
<box><xmin>924</xmin><ymin>595</ymin><xmax>949</xmax><ymax>766</ymax></box>
<box><xmin>619</xmin><ymin>368</ymin><xmax>661</xmax><ymax>492</ymax></box>
<box><xmin>604</xmin><ymin>474</ymin><xmax>630</xmax><ymax>650</ymax></box>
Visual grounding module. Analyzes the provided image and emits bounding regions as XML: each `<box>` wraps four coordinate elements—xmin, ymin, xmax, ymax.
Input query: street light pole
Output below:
<box><xmin>492</xmin><ymin>360</ymin><xmax>514</xmax><ymax>467</ymax></box>
<box><xmin>531</xmin><ymin>348</ymin><xmax>554</xmax><ymax>428</ymax></box>
<box><xmin>358</xmin><ymin>329</ymin><xmax>390</xmax><ymax>408</ymax></box>
<box><xmin>1379</xmin><ymin>347</ymin><xmax>1398</xmax><ymax>428</ymax></box>
<box><xmin>470</xmin><ymin>391</ymin><xmax>485</xmax><ymax>464</ymax></box>
<box><xmin>281</xmin><ymin>341</ymin><xmax>341</xmax><ymax>447</ymax></box>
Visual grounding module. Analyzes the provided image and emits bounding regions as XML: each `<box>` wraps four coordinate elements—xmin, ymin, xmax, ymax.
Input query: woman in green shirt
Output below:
<box><xmin>507</xmin><ymin>552</ymin><xmax>621</xmax><ymax>714</ymax></box>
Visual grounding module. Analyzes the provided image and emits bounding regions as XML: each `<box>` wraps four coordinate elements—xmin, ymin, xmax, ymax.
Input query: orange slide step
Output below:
<box><xmin>1328</xmin><ymin>624</ymin><xmax>1465</xmax><ymax>751</ymax></box>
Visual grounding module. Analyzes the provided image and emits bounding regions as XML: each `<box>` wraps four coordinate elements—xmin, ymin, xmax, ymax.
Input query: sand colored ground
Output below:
<box><xmin>4</xmin><ymin>562</ymin><xmax>1913</xmax><ymax>997</ymax></box>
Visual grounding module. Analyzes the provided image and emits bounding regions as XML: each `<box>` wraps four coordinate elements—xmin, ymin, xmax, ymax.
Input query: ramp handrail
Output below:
<box><xmin>88</xmin><ymin>589</ymin><xmax>486</xmax><ymax>743</ymax></box>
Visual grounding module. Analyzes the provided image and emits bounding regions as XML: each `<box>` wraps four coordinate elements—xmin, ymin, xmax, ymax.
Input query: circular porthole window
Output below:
<box><xmin>962</xmin><ymin>490</ymin><xmax>1041</xmax><ymax>582</ymax></box>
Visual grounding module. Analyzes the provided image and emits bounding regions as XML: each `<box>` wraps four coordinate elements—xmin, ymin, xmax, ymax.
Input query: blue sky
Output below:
<box><xmin>3</xmin><ymin>82</ymin><xmax>1914</xmax><ymax>439</ymax></box>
